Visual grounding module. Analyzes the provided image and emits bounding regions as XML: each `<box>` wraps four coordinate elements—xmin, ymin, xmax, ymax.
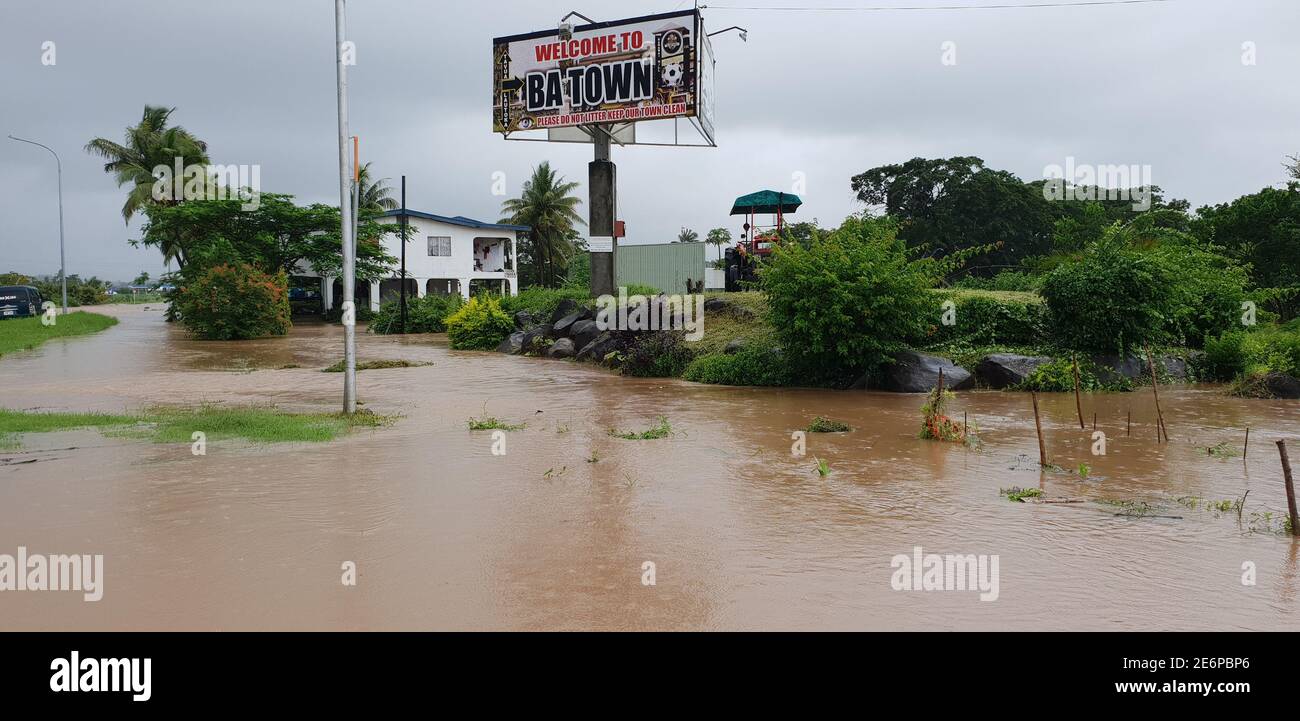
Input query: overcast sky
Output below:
<box><xmin>1</xmin><ymin>0</ymin><xmax>1296</xmax><ymax>281</ymax></box>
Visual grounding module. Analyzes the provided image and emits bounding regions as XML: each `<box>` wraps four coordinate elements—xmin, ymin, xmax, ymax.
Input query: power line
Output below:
<box><xmin>704</xmin><ymin>0</ymin><xmax>1175</xmax><ymax>11</ymax></box>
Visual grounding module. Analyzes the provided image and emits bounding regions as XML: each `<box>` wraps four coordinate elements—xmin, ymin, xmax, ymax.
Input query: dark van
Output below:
<box><xmin>0</xmin><ymin>286</ymin><xmax>43</xmax><ymax>319</ymax></box>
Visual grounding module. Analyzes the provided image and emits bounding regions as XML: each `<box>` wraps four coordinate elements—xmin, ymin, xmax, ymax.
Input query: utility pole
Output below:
<box><xmin>588</xmin><ymin>127</ymin><xmax>616</xmax><ymax>297</ymax></box>
<box><xmin>334</xmin><ymin>0</ymin><xmax>357</xmax><ymax>413</ymax></box>
<box><xmin>400</xmin><ymin>175</ymin><xmax>408</xmax><ymax>334</ymax></box>
<box><xmin>8</xmin><ymin>135</ymin><xmax>67</xmax><ymax>314</ymax></box>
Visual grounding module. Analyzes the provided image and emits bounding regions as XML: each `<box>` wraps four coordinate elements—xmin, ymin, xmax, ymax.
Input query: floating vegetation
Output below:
<box><xmin>467</xmin><ymin>416</ymin><xmax>524</xmax><ymax>431</ymax></box>
<box><xmin>1076</xmin><ymin>463</ymin><xmax>1091</xmax><ymax>479</ymax></box>
<box><xmin>919</xmin><ymin>386</ymin><xmax>963</xmax><ymax>442</ymax></box>
<box><xmin>806</xmin><ymin>416</ymin><xmax>851</xmax><ymax>433</ymax></box>
<box><xmin>1098</xmin><ymin>499</ymin><xmax>1182</xmax><ymax>519</ymax></box>
<box><xmin>814</xmin><ymin>457</ymin><xmax>830</xmax><ymax>477</ymax></box>
<box><xmin>1206</xmin><ymin>442</ymin><xmax>1240</xmax><ymax>459</ymax></box>
<box><xmin>609</xmin><ymin>416</ymin><xmax>672</xmax><ymax>440</ymax></box>
<box><xmin>1001</xmin><ymin>486</ymin><xmax>1044</xmax><ymax>503</ymax></box>
<box><xmin>323</xmin><ymin>358</ymin><xmax>431</xmax><ymax>372</ymax></box>
<box><xmin>586</xmin><ymin>450</ymin><xmax>599</xmax><ymax>464</ymax></box>
<box><xmin>543</xmin><ymin>466</ymin><xmax>567</xmax><ymax>479</ymax></box>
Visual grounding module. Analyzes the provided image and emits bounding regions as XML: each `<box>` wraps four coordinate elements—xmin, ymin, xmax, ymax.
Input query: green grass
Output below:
<box><xmin>930</xmin><ymin>288</ymin><xmax>1044</xmax><ymax>305</ymax></box>
<box><xmin>107</xmin><ymin>292</ymin><xmax>165</xmax><ymax>304</ymax></box>
<box><xmin>805</xmin><ymin>416</ymin><xmax>852</xmax><ymax>433</ymax></box>
<box><xmin>0</xmin><ymin>405</ymin><xmax>390</xmax><ymax>448</ymax></box>
<box><xmin>322</xmin><ymin>358</ymin><xmax>431</xmax><ymax>372</ymax></box>
<box><xmin>1001</xmin><ymin>486</ymin><xmax>1044</xmax><ymax>503</ymax></box>
<box><xmin>0</xmin><ymin>312</ymin><xmax>118</xmax><ymax>358</ymax></box>
<box><xmin>609</xmin><ymin>416</ymin><xmax>672</xmax><ymax>440</ymax></box>
<box><xmin>467</xmin><ymin>416</ymin><xmax>524</xmax><ymax>431</ymax></box>
<box><xmin>693</xmin><ymin>292</ymin><xmax>776</xmax><ymax>356</ymax></box>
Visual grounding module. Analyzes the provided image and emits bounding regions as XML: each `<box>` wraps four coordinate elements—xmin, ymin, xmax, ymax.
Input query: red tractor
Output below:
<box><xmin>725</xmin><ymin>189</ymin><xmax>802</xmax><ymax>290</ymax></box>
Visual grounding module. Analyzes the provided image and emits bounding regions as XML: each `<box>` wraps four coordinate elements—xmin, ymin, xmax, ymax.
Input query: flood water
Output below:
<box><xmin>1</xmin><ymin>304</ymin><xmax>1298</xmax><ymax>630</ymax></box>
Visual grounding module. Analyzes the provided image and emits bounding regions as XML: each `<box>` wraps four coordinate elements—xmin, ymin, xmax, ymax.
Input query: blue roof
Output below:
<box><xmin>382</xmin><ymin>209</ymin><xmax>529</xmax><ymax>232</ymax></box>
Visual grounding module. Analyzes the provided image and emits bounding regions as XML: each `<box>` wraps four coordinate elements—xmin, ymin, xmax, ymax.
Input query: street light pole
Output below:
<box><xmin>334</xmin><ymin>0</ymin><xmax>357</xmax><ymax>413</ymax></box>
<box><xmin>8</xmin><ymin>135</ymin><xmax>67</xmax><ymax>314</ymax></box>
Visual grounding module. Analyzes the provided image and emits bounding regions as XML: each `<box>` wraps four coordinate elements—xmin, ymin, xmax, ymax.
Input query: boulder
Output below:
<box><xmin>549</xmin><ymin>298</ymin><xmax>581</xmax><ymax>324</ymax></box>
<box><xmin>1091</xmin><ymin>354</ymin><xmax>1146</xmax><ymax>383</ymax></box>
<box><xmin>1160</xmin><ymin>355</ymin><xmax>1190</xmax><ymax>381</ymax></box>
<box><xmin>521</xmin><ymin>325</ymin><xmax>551</xmax><ymax>354</ymax></box>
<box><xmin>878</xmin><ymin>350</ymin><xmax>974</xmax><ymax>393</ymax></box>
<box><xmin>1263</xmin><ymin>372</ymin><xmax>1300</xmax><ymax>399</ymax></box>
<box><xmin>569</xmin><ymin>319</ymin><xmax>601</xmax><ymax>351</ymax></box>
<box><xmin>975</xmin><ymin>354</ymin><xmax>1052</xmax><ymax>389</ymax></box>
<box><xmin>513</xmin><ymin>310</ymin><xmax>535</xmax><ymax>330</ymax></box>
<box><xmin>703</xmin><ymin>297</ymin><xmax>729</xmax><ymax>313</ymax></box>
<box><xmin>552</xmin><ymin>310</ymin><xmax>584</xmax><ymax>337</ymax></box>
<box><xmin>724</xmin><ymin>338</ymin><xmax>747</xmax><ymax>355</ymax></box>
<box><xmin>576</xmin><ymin>332</ymin><xmax>622</xmax><ymax>364</ymax></box>
<box><xmin>496</xmin><ymin>331</ymin><xmax>525</xmax><ymax>355</ymax></box>
<box><xmin>546</xmin><ymin>337</ymin><xmax>576</xmax><ymax>359</ymax></box>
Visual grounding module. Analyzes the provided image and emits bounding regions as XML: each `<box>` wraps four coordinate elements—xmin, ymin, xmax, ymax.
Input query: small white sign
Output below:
<box><xmin>589</xmin><ymin>236</ymin><xmax>614</xmax><ymax>253</ymax></box>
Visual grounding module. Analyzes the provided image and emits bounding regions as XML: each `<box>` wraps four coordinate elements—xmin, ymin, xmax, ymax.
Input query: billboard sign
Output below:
<box><xmin>493</xmin><ymin>10</ymin><xmax>707</xmax><ymax>137</ymax></box>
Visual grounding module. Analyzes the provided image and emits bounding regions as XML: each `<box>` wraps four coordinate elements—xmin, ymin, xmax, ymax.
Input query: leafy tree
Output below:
<box><xmin>0</xmin><ymin>272</ymin><xmax>33</xmax><ymax>285</ymax></box>
<box><xmin>499</xmin><ymin>162</ymin><xmax>584</xmax><ymax>287</ymax></box>
<box><xmin>137</xmin><ymin>193</ymin><xmax>396</xmax><ymax>282</ymax></box>
<box><xmin>1192</xmin><ymin>183</ymin><xmax>1300</xmax><ymax>319</ymax></box>
<box><xmin>676</xmin><ymin>227</ymin><xmax>699</xmax><ymax>243</ymax></box>
<box><xmin>84</xmin><ymin>106</ymin><xmax>210</xmax><ymax>229</ymax></box>
<box><xmin>132</xmin><ymin>272</ymin><xmax>151</xmax><ymax>286</ymax></box>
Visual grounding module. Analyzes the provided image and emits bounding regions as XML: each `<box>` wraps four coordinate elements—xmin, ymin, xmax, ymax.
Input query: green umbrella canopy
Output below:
<box><xmin>729</xmin><ymin>190</ymin><xmax>802</xmax><ymax>216</ymax></box>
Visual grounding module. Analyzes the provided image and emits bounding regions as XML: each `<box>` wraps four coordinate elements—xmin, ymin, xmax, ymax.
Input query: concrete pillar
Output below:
<box><xmin>508</xmin><ymin>276</ymin><xmax>518</xmax><ymax>296</ymax></box>
<box><xmin>416</xmin><ymin>279</ymin><xmax>427</xmax><ymax>299</ymax></box>
<box><xmin>589</xmin><ymin>132</ymin><xmax>616</xmax><ymax>298</ymax></box>
<box><xmin>369</xmin><ymin>280</ymin><xmax>380</xmax><ymax>313</ymax></box>
<box><xmin>458</xmin><ymin>278</ymin><xmax>471</xmax><ymax>301</ymax></box>
<box><xmin>322</xmin><ymin>276</ymin><xmax>334</xmax><ymax>311</ymax></box>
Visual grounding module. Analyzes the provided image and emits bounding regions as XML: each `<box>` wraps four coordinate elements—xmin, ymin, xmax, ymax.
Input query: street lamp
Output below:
<box><xmin>8</xmin><ymin>134</ymin><xmax>67</xmax><ymax>314</ymax></box>
<box><xmin>707</xmin><ymin>26</ymin><xmax>748</xmax><ymax>42</ymax></box>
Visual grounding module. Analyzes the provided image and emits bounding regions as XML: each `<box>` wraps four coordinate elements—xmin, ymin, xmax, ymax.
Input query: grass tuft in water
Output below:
<box><xmin>1001</xmin><ymin>486</ymin><xmax>1044</xmax><ymax>503</ymax></box>
<box><xmin>609</xmin><ymin>416</ymin><xmax>672</xmax><ymax>440</ymax></box>
<box><xmin>467</xmin><ymin>416</ymin><xmax>524</xmax><ymax>431</ymax></box>
<box><xmin>322</xmin><ymin>358</ymin><xmax>430</xmax><ymax>372</ymax></box>
<box><xmin>805</xmin><ymin>416</ymin><xmax>851</xmax><ymax>433</ymax></box>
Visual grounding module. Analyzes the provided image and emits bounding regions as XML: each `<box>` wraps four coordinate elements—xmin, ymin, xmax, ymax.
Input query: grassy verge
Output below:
<box><xmin>0</xmin><ymin>312</ymin><xmax>118</xmax><ymax>358</ymax></box>
<box><xmin>0</xmin><ymin>406</ymin><xmax>390</xmax><ymax>449</ymax></box>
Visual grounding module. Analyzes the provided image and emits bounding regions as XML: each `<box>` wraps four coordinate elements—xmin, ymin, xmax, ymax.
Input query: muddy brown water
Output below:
<box><xmin>1</xmin><ymin>304</ymin><xmax>1297</xmax><ymax>630</ymax></box>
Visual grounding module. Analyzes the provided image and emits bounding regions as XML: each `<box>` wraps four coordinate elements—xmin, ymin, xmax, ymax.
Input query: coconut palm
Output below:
<box><xmin>499</xmin><ymin>162</ymin><xmax>584</xmax><ymax>287</ymax></box>
<box><xmin>356</xmin><ymin>162</ymin><xmax>399</xmax><ymax>213</ymax></box>
<box><xmin>705</xmin><ymin>227</ymin><xmax>732</xmax><ymax>261</ymax></box>
<box><xmin>84</xmin><ymin>105</ymin><xmax>210</xmax><ymax>225</ymax></box>
<box><xmin>676</xmin><ymin>227</ymin><xmax>700</xmax><ymax>243</ymax></box>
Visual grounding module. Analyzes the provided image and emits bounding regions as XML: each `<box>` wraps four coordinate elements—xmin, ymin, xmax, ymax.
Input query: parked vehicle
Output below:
<box><xmin>0</xmin><ymin>285</ymin><xmax>44</xmax><ymax>319</ymax></box>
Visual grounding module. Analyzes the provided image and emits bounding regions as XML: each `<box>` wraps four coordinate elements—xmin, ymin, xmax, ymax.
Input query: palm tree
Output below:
<box><xmin>705</xmin><ymin>227</ymin><xmax>732</xmax><ymax>262</ymax></box>
<box><xmin>676</xmin><ymin>227</ymin><xmax>700</xmax><ymax>243</ymax></box>
<box><xmin>85</xmin><ymin>105</ymin><xmax>209</xmax><ymax>225</ymax></box>
<box><xmin>356</xmin><ymin>162</ymin><xmax>399</xmax><ymax>213</ymax></box>
<box><xmin>499</xmin><ymin>162</ymin><xmax>584</xmax><ymax>287</ymax></box>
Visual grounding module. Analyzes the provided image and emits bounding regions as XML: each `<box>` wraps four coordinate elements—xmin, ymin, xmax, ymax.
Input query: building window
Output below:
<box><xmin>427</xmin><ymin>236</ymin><xmax>451</xmax><ymax>257</ymax></box>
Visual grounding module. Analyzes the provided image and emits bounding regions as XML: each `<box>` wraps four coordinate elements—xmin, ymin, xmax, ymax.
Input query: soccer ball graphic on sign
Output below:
<box><xmin>661</xmin><ymin>62</ymin><xmax>683</xmax><ymax>87</ymax></box>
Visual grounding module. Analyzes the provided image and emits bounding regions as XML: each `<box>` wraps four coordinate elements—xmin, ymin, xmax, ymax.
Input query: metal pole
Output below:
<box><xmin>334</xmin><ymin>0</ymin><xmax>356</xmax><ymax>413</ymax></box>
<box><xmin>8</xmin><ymin>135</ymin><xmax>67</xmax><ymax>314</ymax></box>
<box><xmin>400</xmin><ymin>175</ymin><xmax>407</xmax><ymax>334</ymax></box>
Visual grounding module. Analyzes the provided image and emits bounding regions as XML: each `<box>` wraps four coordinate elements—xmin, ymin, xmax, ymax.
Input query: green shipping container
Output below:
<box><xmin>615</xmin><ymin>242</ymin><xmax>706</xmax><ymax>295</ymax></box>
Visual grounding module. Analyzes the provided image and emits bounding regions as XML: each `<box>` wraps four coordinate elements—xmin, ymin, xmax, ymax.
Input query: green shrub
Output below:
<box><xmin>445</xmin><ymin>295</ymin><xmax>514</xmax><ymax>350</ymax></box>
<box><xmin>1153</xmin><ymin>242</ymin><xmax>1250</xmax><ymax>348</ymax></box>
<box><xmin>682</xmin><ymin>346</ymin><xmax>791</xmax><ymax>386</ymax></box>
<box><xmin>323</xmin><ymin>303</ymin><xmax>376</xmax><ymax>324</ymax></box>
<box><xmin>1204</xmin><ymin>326</ymin><xmax>1300</xmax><ymax>381</ymax></box>
<box><xmin>620</xmin><ymin>331</ymin><xmax>695</xmax><ymax>377</ymax></box>
<box><xmin>1040</xmin><ymin>236</ymin><xmax>1173</xmax><ymax>355</ymax></box>
<box><xmin>499</xmin><ymin>287</ymin><xmax>590</xmax><ymax>320</ymax></box>
<box><xmin>950</xmin><ymin>270</ymin><xmax>1041</xmax><ymax>292</ymax></box>
<box><xmin>370</xmin><ymin>293</ymin><xmax>463</xmax><ymax>334</ymax></box>
<box><xmin>623</xmin><ymin>283</ymin><xmax>661</xmax><ymax>297</ymax></box>
<box><xmin>927</xmin><ymin>291</ymin><xmax>1046</xmax><ymax>347</ymax></box>
<box><xmin>175</xmin><ymin>263</ymin><xmax>291</xmax><ymax>340</ymax></box>
<box><xmin>761</xmin><ymin>215</ymin><xmax>935</xmax><ymax>384</ymax></box>
<box><xmin>1016</xmin><ymin>356</ymin><xmax>1131</xmax><ymax>392</ymax></box>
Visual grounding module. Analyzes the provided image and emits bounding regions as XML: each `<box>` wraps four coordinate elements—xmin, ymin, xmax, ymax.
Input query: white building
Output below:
<box><xmin>305</xmin><ymin>209</ymin><xmax>528</xmax><ymax>312</ymax></box>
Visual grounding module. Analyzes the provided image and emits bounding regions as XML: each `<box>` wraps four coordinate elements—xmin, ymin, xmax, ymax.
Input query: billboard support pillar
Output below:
<box><xmin>589</xmin><ymin>128</ymin><xmax>616</xmax><ymax>298</ymax></box>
